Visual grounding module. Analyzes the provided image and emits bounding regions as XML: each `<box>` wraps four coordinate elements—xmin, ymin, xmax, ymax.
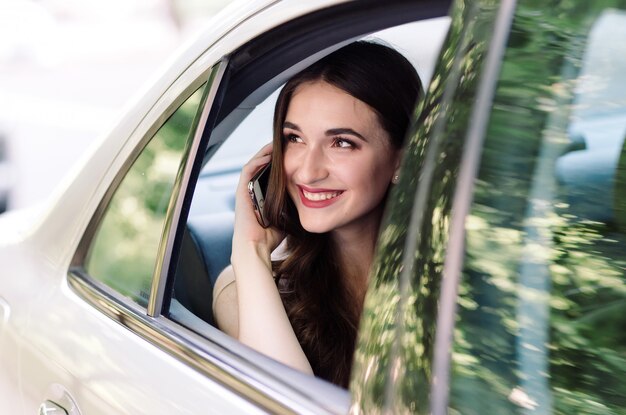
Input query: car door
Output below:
<box><xmin>21</xmin><ymin>64</ymin><xmax>269</xmax><ymax>415</ymax></box>
<box><xmin>11</xmin><ymin>2</ymin><xmax>349</xmax><ymax>414</ymax></box>
<box><xmin>353</xmin><ymin>0</ymin><xmax>626</xmax><ymax>413</ymax></box>
<box><xmin>16</xmin><ymin>1</ymin><xmax>454</xmax><ymax>415</ymax></box>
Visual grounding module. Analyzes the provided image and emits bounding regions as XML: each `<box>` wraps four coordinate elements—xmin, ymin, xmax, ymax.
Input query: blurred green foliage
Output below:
<box><xmin>85</xmin><ymin>84</ymin><xmax>204</xmax><ymax>306</ymax></box>
<box><xmin>451</xmin><ymin>1</ymin><xmax>626</xmax><ymax>414</ymax></box>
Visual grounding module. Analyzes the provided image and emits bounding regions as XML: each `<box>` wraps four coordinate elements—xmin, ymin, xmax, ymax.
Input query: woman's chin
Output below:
<box><xmin>299</xmin><ymin>218</ymin><xmax>334</xmax><ymax>234</ymax></box>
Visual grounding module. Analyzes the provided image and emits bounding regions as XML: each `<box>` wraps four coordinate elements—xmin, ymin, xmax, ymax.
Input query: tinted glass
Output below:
<box><xmin>450</xmin><ymin>1</ymin><xmax>626</xmax><ymax>414</ymax></box>
<box><xmin>85</xmin><ymin>84</ymin><xmax>206</xmax><ymax>306</ymax></box>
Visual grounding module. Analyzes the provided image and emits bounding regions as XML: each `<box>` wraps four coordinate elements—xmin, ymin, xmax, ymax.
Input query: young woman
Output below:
<box><xmin>213</xmin><ymin>41</ymin><xmax>422</xmax><ymax>387</ymax></box>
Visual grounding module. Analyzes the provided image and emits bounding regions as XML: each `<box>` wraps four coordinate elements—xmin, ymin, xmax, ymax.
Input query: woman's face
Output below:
<box><xmin>282</xmin><ymin>80</ymin><xmax>400</xmax><ymax>236</ymax></box>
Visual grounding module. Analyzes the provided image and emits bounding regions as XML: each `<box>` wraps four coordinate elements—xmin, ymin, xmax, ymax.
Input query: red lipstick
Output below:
<box><xmin>297</xmin><ymin>185</ymin><xmax>344</xmax><ymax>208</ymax></box>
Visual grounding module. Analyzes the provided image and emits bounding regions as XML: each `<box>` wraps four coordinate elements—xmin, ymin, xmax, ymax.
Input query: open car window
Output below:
<box><xmin>162</xmin><ymin>11</ymin><xmax>452</xmax><ymax>412</ymax></box>
<box><xmin>171</xmin><ymin>16</ymin><xmax>451</xmax><ymax>331</ymax></box>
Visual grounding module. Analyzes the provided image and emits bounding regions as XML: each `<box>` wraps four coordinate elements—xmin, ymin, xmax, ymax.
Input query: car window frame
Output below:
<box><xmin>429</xmin><ymin>0</ymin><xmax>517</xmax><ymax>413</ymax></box>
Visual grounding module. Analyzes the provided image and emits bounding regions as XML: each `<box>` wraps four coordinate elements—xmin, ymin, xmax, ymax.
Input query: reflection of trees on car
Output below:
<box><xmin>86</xmin><ymin>86</ymin><xmax>204</xmax><ymax>305</ymax></box>
<box><xmin>353</xmin><ymin>0</ymin><xmax>625</xmax><ymax>414</ymax></box>
<box><xmin>454</xmin><ymin>1</ymin><xmax>626</xmax><ymax>414</ymax></box>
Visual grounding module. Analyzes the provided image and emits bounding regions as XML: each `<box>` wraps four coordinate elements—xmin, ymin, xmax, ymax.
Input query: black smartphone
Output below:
<box><xmin>247</xmin><ymin>163</ymin><xmax>271</xmax><ymax>227</ymax></box>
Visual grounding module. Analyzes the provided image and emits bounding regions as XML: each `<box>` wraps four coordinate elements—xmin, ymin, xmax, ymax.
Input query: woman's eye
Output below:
<box><xmin>333</xmin><ymin>138</ymin><xmax>355</xmax><ymax>149</ymax></box>
<box><xmin>286</xmin><ymin>133</ymin><xmax>303</xmax><ymax>143</ymax></box>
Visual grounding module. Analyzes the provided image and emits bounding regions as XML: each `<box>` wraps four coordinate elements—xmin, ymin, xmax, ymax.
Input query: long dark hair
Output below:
<box><xmin>264</xmin><ymin>41</ymin><xmax>422</xmax><ymax>387</ymax></box>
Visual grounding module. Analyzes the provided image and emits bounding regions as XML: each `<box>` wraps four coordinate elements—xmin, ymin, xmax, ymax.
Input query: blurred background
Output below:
<box><xmin>0</xmin><ymin>0</ymin><xmax>234</xmax><ymax>213</ymax></box>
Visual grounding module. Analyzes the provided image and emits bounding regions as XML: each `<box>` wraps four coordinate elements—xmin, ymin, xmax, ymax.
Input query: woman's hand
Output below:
<box><xmin>232</xmin><ymin>143</ymin><xmax>284</xmax><ymax>262</ymax></box>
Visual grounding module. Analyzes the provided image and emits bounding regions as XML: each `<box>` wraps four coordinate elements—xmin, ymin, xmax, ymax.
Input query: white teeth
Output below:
<box><xmin>303</xmin><ymin>190</ymin><xmax>341</xmax><ymax>201</ymax></box>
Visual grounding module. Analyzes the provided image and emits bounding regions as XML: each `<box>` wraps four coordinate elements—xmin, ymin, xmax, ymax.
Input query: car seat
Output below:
<box><xmin>173</xmin><ymin>211</ymin><xmax>234</xmax><ymax>325</ymax></box>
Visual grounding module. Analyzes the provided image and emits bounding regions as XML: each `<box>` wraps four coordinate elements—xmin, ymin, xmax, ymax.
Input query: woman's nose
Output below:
<box><xmin>296</xmin><ymin>145</ymin><xmax>328</xmax><ymax>184</ymax></box>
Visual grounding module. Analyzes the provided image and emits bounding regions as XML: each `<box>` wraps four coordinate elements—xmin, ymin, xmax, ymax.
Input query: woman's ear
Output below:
<box><xmin>391</xmin><ymin>148</ymin><xmax>403</xmax><ymax>184</ymax></box>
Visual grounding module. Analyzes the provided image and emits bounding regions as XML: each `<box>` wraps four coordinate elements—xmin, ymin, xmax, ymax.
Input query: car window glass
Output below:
<box><xmin>450</xmin><ymin>4</ymin><xmax>626</xmax><ymax>414</ymax></box>
<box><xmin>85</xmin><ymin>84</ymin><xmax>206</xmax><ymax>307</ymax></box>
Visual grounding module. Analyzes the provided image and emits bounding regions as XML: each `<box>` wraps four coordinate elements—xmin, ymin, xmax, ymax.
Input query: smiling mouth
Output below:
<box><xmin>302</xmin><ymin>189</ymin><xmax>343</xmax><ymax>201</ymax></box>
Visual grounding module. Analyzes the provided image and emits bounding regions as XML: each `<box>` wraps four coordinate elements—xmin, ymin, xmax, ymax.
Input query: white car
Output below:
<box><xmin>1</xmin><ymin>0</ymin><xmax>624</xmax><ymax>414</ymax></box>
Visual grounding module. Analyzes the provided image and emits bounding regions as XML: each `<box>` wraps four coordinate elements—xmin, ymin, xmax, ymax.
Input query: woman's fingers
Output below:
<box><xmin>241</xmin><ymin>143</ymin><xmax>273</xmax><ymax>180</ymax></box>
<box><xmin>231</xmin><ymin>142</ymin><xmax>286</xmax><ymax>258</ymax></box>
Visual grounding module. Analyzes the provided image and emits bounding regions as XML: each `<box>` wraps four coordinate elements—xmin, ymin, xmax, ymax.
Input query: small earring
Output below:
<box><xmin>392</xmin><ymin>174</ymin><xmax>399</xmax><ymax>184</ymax></box>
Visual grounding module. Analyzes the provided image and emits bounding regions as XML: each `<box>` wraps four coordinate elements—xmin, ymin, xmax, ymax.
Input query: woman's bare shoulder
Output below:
<box><xmin>213</xmin><ymin>266</ymin><xmax>239</xmax><ymax>338</ymax></box>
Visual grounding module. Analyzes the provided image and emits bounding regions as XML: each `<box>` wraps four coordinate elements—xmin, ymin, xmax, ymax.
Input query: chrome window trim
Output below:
<box><xmin>147</xmin><ymin>61</ymin><xmax>228</xmax><ymax>317</ymax></box>
<box><xmin>67</xmin><ymin>268</ymin><xmax>346</xmax><ymax>414</ymax></box>
<box><xmin>429</xmin><ymin>0</ymin><xmax>518</xmax><ymax>414</ymax></box>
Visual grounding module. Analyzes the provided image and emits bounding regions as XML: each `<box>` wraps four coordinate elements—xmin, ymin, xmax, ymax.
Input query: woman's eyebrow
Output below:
<box><xmin>283</xmin><ymin>121</ymin><xmax>301</xmax><ymax>131</ymax></box>
<box><xmin>283</xmin><ymin>123</ymin><xmax>368</xmax><ymax>142</ymax></box>
<box><xmin>326</xmin><ymin>128</ymin><xmax>367</xmax><ymax>142</ymax></box>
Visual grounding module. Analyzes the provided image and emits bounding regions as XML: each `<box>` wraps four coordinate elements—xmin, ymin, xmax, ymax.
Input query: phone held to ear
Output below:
<box><xmin>248</xmin><ymin>163</ymin><xmax>271</xmax><ymax>227</ymax></box>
